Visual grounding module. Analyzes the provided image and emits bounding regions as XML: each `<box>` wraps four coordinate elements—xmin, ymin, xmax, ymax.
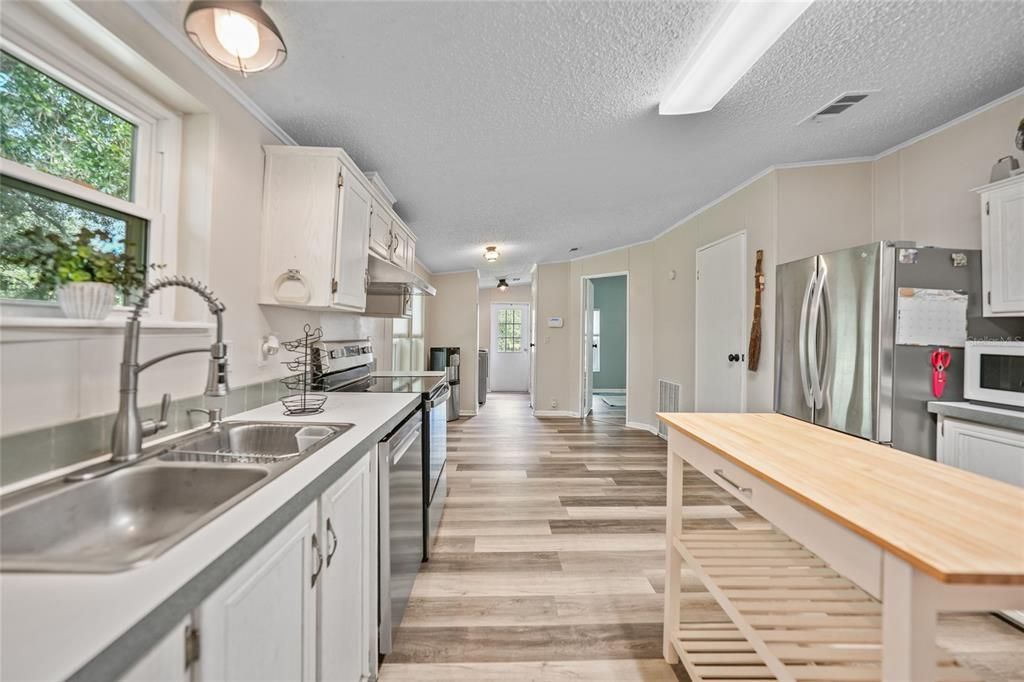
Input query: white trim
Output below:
<box><xmin>594</xmin><ymin>388</ymin><xmax>626</xmax><ymax>394</ymax></box>
<box><xmin>128</xmin><ymin>2</ymin><xmax>296</xmax><ymax>146</ymax></box>
<box><xmin>578</xmin><ymin>271</ymin><xmax>630</xmax><ymax>419</ymax></box>
<box><xmin>625</xmin><ymin>420</ymin><xmax>659</xmax><ymax>436</ymax></box>
<box><xmin>532</xmin><ymin>410</ymin><xmax>579</xmax><ymax>418</ymax></box>
<box><xmin>695</xmin><ymin>230</ymin><xmax>748</xmax><ymax>413</ymax></box>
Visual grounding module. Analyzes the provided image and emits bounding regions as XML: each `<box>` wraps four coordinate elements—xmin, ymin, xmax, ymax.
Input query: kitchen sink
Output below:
<box><xmin>0</xmin><ymin>421</ymin><xmax>352</xmax><ymax>573</ymax></box>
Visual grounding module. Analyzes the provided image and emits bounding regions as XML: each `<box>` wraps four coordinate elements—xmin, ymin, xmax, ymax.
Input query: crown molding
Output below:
<box><xmin>127</xmin><ymin>2</ymin><xmax>296</xmax><ymax>146</ymax></box>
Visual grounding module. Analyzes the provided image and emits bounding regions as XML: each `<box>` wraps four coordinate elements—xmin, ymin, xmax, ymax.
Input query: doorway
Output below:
<box><xmin>581</xmin><ymin>273</ymin><xmax>628</xmax><ymax>424</ymax></box>
<box><xmin>695</xmin><ymin>231</ymin><xmax>747</xmax><ymax>412</ymax></box>
<box><xmin>489</xmin><ymin>302</ymin><xmax>531</xmax><ymax>393</ymax></box>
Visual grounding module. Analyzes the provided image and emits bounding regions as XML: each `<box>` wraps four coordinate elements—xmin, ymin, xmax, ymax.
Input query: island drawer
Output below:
<box><xmin>668</xmin><ymin>430</ymin><xmax>883</xmax><ymax>600</ymax></box>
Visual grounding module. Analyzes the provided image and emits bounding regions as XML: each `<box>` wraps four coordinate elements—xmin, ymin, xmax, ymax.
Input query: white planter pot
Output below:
<box><xmin>56</xmin><ymin>282</ymin><xmax>116</xmax><ymax>320</ymax></box>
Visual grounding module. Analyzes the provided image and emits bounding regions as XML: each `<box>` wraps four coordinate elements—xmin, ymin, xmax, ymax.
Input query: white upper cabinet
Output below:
<box><xmin>369</xmin><ymin>198</ymin><xmax>393</xmax><ymax>260</ymax></box>
<box><xmin>260</xmin><ymin>146</ymin><xmax>371</xmax><ymax>311</ymax></box>
<box><xmin>978</xmin><ymin>175</ymin><xmax>1024</xmax><ymax>316</ymax></box>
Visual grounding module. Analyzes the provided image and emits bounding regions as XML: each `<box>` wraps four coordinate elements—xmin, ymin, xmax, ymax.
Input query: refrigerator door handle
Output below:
<box><xmin>808</xmin><ymin>261</ymin><xmax>828</xmax><ymax>409</ymax></box>
<box><xmin>797</xmin><ymin>270</ymin><xmax>816</xmax><ymax>409</ymax></box>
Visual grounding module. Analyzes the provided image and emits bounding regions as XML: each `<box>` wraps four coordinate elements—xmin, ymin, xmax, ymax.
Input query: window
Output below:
<box><xmin>496</xmin><ymin>306</ymin><xmax>523</xmax><ymax>352</ymax></box>
<box><xmin>0</xmin><ymin>17</ymin><xmax>180</xmax><ymax>317</ymax></box>
<box><xmin>592</xmin><ymin>309</ymin><xmax>601</xmax><ymax>372</ymax></box>
<box><xmin>392</xmin><ymin>294</ymin><xmax>425</xmax><ymax>371</ymax></box>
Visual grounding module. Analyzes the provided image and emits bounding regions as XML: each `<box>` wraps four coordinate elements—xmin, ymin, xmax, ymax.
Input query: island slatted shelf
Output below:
<box><xmin>659</xmin><ymin>413</ymin><xmax>1024</xmax><ymax>682</ymax></box>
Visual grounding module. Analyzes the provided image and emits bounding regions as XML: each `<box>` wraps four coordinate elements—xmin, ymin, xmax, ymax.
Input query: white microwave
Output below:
<box><xmin>964</xmin><ymin>341</ymin><xmax>1024</xmax><ymax>408</ymax></box>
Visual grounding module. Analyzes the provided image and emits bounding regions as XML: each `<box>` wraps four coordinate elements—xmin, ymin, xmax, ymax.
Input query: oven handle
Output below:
<box><xmin>427</xmin><ymin>384</ymin><xmax>451</xmax><ymax>409</ymax></box>
<box><xmin>388</xmin><ymin>420</ymin><xmax>422</xmax><ymax>466</ymax></box>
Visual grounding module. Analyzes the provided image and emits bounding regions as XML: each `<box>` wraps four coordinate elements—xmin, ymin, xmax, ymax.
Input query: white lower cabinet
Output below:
<box><xmin>119</xmin><ymin>619</ymin><xmax>190</xmax><ymax>682</ymax></box>
<box><xmin>318</xmin><ymin>453</ymin><xmax>375</xmax><ymax>682</ymax></box>
<box><xmin>184</xmin><ymin>450</ymin><xmax>376</xmax><ymax>682</ymax></box>
<box><xmin>937</xmin><ymin>417</ymin><xmax>1024</xmax><ymax>487</ymax></box>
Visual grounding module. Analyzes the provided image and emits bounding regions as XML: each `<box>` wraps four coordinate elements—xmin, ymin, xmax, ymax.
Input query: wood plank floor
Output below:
<box><xmin>380</xmin><ymin>393</ymin><xmax>1024</xmax><ymax>682</ymax></box>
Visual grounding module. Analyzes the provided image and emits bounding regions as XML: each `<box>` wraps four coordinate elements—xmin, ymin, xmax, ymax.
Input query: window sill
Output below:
<box><xmin>0</xmin><ymin>316</ymin><xmax>214</xmax><ymax>342</ymax></box>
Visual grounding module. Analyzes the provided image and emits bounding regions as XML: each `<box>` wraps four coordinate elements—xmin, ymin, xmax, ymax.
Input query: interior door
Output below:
<box><xmin>582</xmin><ymin>279</ymin><xmax>595</xmax><ymax>416</ymax></box>
<box><xmin>490</xmin><ymin>303</ymin><xmax>531</xmax><ymax>392</ymax></box>
<box><xmin>774</xmin><ymin>255</ymin><xmax>818</xmax><ymax>422</ymax></box>
<box><xmin>696</xmin><ymin>232</ymin><xmax>747</xmax><ymax>412</ymax></box>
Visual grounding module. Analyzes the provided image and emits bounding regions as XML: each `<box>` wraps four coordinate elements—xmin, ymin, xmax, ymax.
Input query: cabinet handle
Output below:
<box><xmin>311</xmin><ymin>532</ymin><xmax>324</xmax><ymax>588</ymax></box>
<box><xmin>713</xmin><ymin>469</ymin><xmax>752</xmax><ymax>497</ymax></box>
<box><xmin>364</xmin><ymin>269</ymin><xmax>370</xmax><ymax>292</ymax></box>
<box><xmin>326</xmin><ymin>518</ymin><xmax>339</xmax><ymax>567</ymax></box>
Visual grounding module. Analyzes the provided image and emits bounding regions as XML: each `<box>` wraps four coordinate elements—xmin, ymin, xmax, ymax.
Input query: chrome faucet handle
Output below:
<box><xmin>142</xmin><ymin>393</ymin><xmax>172</xmax><ymax>437</ymax></box>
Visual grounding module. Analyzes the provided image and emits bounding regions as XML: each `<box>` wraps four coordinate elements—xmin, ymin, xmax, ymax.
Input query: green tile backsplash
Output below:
<box><xmin>0</xmin><ymin>379</ymin><xmax>290</xmax><ymax>487</ymax></box>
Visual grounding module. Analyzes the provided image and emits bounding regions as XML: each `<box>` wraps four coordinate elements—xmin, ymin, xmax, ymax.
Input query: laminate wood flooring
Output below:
<box><xmin>379</xmin><ymin>393</ymin><xmax>1024</xmax><ymax>682</ymax></box>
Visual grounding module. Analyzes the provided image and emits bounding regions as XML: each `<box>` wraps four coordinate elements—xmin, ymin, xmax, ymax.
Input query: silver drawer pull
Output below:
<box><xmin>714</xmin><ymin>469</ymin><xmax>752</xmax><ymax>497</ymax></box>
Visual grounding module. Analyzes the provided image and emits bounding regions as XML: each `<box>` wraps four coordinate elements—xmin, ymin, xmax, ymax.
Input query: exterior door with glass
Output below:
<box><xmin>490</xmin><ymin>303</ymin><xmax>531</xmax><ymax>392</ymax></box>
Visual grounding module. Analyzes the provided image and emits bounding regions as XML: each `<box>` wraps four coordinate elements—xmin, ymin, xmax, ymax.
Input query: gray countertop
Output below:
<box><xmin>927</xmin><ymin>401</ymin><xmax>1024</xmax><ymax>432</ymax></box>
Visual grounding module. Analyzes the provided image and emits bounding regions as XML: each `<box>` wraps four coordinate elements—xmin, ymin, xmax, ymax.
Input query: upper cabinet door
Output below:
<box><xmin>982</xmin><ymin>177</ymin><xmax>1024</xmax><ymax>316</ymax></box>
<box><xmin>368</xmin><ymin>199</ymin><xmax>392</xmax><ymax>259</ymax></box>
<box><xmin>197</xmin><ymin>503</ymin><xmax>319</xmax><ymax>682</ymax></box>
<box><xmin>334</xmin><ymin>168</ymin><xmax>372</xmax><ymax>311</ymax></box>
<box><xmin>390</xmin><ymin>218</ymin><xmax>410</xmax><ymax>268</ymax></box>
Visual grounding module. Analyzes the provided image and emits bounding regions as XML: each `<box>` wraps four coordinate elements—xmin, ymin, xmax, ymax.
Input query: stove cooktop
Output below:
<box><xmin>321</xmin><ymin>369</ymin><xmax>446</xmax><ymax>397</ymax></box>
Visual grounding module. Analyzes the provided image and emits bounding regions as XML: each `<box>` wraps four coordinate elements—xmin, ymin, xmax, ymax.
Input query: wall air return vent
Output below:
<box><xmin>657</xmin><ymin>379</ymin><xmax>682</xmax><ymax>439</ymax></box>
<box><xmin>801</xmin><ymin>91</ymin><xmax>876</xmax><ymax>125</ymax></box>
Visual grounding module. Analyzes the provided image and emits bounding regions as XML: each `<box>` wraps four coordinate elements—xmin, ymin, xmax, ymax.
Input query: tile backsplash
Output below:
<box><xmin>0</xmin><ymin>379</ymin><xmax>289</xmax><ymax>486</ymax></box>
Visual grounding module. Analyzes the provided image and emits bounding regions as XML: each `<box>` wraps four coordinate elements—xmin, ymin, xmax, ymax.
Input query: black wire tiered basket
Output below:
<box><xmin>279</xmin><ymin>324</ymin><xmax>328</xmax><ymax>415</ymax></box>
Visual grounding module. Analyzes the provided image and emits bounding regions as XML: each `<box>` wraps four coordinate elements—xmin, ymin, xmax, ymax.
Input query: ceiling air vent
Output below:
<box><xmin>801</xmin><ymin>91</ymin><xmax>876</xmax><ymax>124</ymax></box>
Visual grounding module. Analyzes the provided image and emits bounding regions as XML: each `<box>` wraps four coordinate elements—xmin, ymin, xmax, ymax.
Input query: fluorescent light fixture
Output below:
<box><xmin>659</xmin><ymin>0</ymin><xmax>815</xmax><ymax>115</ymax></box>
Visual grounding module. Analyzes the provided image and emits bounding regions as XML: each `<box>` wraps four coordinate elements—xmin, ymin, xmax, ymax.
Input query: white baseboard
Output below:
<box><xmin>626</xmin><ymin>420</ymin><xmax>659</xmax><ymax>436</ymax></box>
<box><xmin>593</xmin><ymin>388</ymin><xmax>626</xmax><ymax>394</ymax></box>
<box><xmin>459</xmin><ymin>410</ymin><xmax>478</xmax><ymax>417</ymax></box>
<box><xmin>533</xmin><ymin>410</ymin><xmax>579</xmax><ymax>418</ymax></box>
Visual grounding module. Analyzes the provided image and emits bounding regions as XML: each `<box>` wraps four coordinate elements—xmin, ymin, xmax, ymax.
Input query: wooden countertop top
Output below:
<box><xmin>658</xmin><ymin>412</ymin><xmax>1024</xmax><ymax>585</ymax></box>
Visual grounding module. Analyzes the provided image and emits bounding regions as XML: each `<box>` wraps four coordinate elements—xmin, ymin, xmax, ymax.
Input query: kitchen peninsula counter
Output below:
<box><xmin>658</xmin><ymin>412</ymin><xmax>1024</xmax><ymax>682</ymax></box>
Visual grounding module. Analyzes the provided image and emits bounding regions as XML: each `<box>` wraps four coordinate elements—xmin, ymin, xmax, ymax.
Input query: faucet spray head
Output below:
<box><xmin>204</xmin><ymin>342</ymin><xmax>229</xmax><ymax>397</ymax></box>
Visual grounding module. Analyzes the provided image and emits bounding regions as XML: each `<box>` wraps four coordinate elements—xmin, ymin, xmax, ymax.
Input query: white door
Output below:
<box><xmin>368</xmin><ymin>198</ymin><xmax>392</xmax><ymax>259</ymax></box>
<box><xmin>982</xmin><ymin>180</ymin><xmax>1024</xmax><ymax>316</ymax></box>
<box><xmin>581</xmin><ymin>279</ymin><xmax>595</xmax><ymax>417</ymax></box>
<box><xmin>198</xmin><ymin>503</ymin><xmax>319</xmax><ymax>682</ymax></box>
<box><xmin>118</xmin><ymin>620</ymin><xmax>189</xmax><ymax>682</ymax></box>
<box><xmin>319</xmin><ymin>454</ymin><xmax>375</xmax><ymax>682</ymax></box>
<box><xmin>490</xmin><ymin>303</ymin><xmax>531</xmax><ymax>392</ymax></box>
<box><xmin>334</xmin><ymin>168</ymin><xmax>371</xmax><ymax>311</ymax></box>
<box><xmin>696</xmin><ymin>232</ymin><xmax>747</xmax><ymax>412</ymax></box>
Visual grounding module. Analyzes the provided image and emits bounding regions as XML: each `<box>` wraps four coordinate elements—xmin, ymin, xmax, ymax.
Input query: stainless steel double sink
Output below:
<box><xmin>0</xmin><ymin>422</ymin><xmax>351</xmax><ymax>573</ymax></box>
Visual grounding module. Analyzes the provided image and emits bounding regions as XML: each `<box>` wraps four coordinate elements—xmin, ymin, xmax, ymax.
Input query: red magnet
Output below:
<box><xmin>930</xmin><ymin>348</ymin><xmax>951</xmax><ymax>399</ymax></box>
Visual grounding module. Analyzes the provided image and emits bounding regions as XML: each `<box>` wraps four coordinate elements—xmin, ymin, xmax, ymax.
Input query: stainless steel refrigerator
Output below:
<box><xmin>774</xmin><ymin>242</ymin><xmax>1023</xmax><ymax>459</ymax></box>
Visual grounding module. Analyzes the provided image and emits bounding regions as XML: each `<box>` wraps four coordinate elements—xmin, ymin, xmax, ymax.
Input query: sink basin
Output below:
<box><xmin>0</xmin><ymin>420</ymin><xmax>352</xmax><ymax>573</ymax></box>
<box><xmin>1</xmin><ymin>466</ymin><xmax>267</xmax><ymax>572</ymax></box>
<box><xmin>163</xmin><ymin>422</ymin><xmax>352</xmax><ymax>463</ymax></box>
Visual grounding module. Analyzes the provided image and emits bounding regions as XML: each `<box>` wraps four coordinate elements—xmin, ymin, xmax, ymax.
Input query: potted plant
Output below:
<box><xmin>8</xmin><ymin>227</ymin><xmax>150</xmax><ymax>320</ymax></box>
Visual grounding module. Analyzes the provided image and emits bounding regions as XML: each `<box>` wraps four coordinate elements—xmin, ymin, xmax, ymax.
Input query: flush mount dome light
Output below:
<box><xmin>497</xmin><ymin>278</ymin><xmax>509</xmax><ymax>292</ymax></box>
<box><xmin>483</xmin><ymin>246</ymin><xmax>500</xmax><ymax>262</ymax></box>
<box><xmin>184</xmin><ymin>0</ymin><xmax>287</xmax><ymax>75</ymax></box>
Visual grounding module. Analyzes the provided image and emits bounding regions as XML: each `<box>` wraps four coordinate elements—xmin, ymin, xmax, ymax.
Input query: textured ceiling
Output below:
<box><xmin>145</xmin><ymin>1</ymin><xmax>1024</xmax><ymax>285</ymax></box>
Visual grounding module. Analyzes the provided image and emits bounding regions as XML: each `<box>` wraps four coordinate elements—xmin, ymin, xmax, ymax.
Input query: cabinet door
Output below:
<box><xmin>982</xmin><ymin>179</ymin><xmax>1024</xmax><ymax>316</ymax></box>
<box><xmin>389</xmin><ymin>218</ymin><xmax>410</xmax><ymax>268</ymax></box>
<box><xmin>319</xmin><ymin>453</ymin><xmax>375</xmax><ymax>682</ymax></box>
<box><xmin>198</xmin><ymin>504</ymin><xmax>319</xmax><ymax>682</ymax></box>
<box><xmin>334</xmin><ymin>168</ymin><xmax>372</xmax><ymax>311</ymax></box>
<box><xmin>119</xmin><ymin>620</ymin><xmax>189</xmax><ymax>682</ymax></box>
<box><xmin>941</xmin><ymin>418</ymin><xmax>1024</xmax><ymax>487</ymax></box>
<box><xmin>368</xmin><ymin>199</ymin><xmax>392</xmax><ymax>260</ymax></box>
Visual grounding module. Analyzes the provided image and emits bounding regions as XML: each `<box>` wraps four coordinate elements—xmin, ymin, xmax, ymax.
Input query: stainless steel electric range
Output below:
<box><xmin>316</xmin><ymin>340</ymin><xmax>450</xmax><ymax>561</ymax></box>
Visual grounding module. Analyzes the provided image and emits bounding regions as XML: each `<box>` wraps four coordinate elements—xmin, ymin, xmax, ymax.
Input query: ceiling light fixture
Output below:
<box><xmin>659</xmin><ymin>0</ymin><xmax>815</xmax><ymax>115</ymax></box>
<box><xmin>184</xmin><ymin>1</ymin><xmax>287</xmax><ymax>75</ymax></box>
<box><xmin>483</xmin><ymin>246</ymin><xmax>500</xmax><ymax>262</ymax></box>
<box><xmin>497</xmin><ymin>278</ymin><xmax>509</xmax><ymax>292</ymax></box>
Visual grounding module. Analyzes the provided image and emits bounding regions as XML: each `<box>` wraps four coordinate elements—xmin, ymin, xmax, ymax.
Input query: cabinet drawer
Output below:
<box><xmin>669</xmin><ymin>430</ymin><xmax>883</xmax><ymax>599</ymax></box>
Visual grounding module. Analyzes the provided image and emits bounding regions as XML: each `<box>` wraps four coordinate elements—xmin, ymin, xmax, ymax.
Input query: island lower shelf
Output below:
<box><xmin>667</xmin><ymin>528</ymin><xmax>980</xmax><ymax>682</ymax></box>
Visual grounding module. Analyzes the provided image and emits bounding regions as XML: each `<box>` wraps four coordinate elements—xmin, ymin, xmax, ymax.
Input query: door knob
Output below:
<box><xmin>592</xmin><ymin>343</ymin><xmax>598</xmax><ymax>349</ymax></box>
<box><xmin>727</xmin><ymin>353</ymin><xmax>740</xmax><ymax>362</ymax></box>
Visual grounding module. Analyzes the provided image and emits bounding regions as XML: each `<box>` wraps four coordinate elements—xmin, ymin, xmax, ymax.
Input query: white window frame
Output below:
<box><xmin>392</xmin><ymin>294</ymin><xmax>425</xmax><ymax>371</ymax></box>
<box><xmin>0</xmin><ymin>6</ymin><xmax>182</xmax><ymax>321</ymax></box>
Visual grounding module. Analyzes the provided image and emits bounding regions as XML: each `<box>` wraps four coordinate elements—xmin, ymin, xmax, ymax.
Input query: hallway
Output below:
<box><xmin>379</xmin><ymin>394</ymin><xmax>1024</xmax><ymax>682</ymax></box>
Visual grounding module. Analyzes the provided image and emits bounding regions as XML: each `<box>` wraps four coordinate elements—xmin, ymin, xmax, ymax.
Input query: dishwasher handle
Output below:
<box><xmin>384</xmin><ymin>412</ymin><xmax>422</xmax><ymax>466</ymax></box>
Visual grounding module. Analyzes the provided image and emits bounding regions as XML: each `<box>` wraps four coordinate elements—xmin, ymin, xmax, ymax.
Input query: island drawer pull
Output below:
<box><xmin>714</xmin><ymin>469</ymin><xmax>752</xmax><ymax>497</ymax></box>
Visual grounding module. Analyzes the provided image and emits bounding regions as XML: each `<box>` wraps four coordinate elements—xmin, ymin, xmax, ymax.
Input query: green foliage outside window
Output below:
<box><xmin>497</xmin><ymin>308</ymin><xmax>523</xmax><ymax>352</ymax></box>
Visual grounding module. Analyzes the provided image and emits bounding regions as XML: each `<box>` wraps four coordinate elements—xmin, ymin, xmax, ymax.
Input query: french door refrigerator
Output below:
<box><xmin>774</xmin><ymin>242</ymin><xmax>1007</xmax><ymax>460</ymax></box>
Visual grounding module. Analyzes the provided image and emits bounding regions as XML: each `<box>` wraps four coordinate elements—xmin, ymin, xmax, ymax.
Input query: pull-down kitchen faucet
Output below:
<box><xmin>109</xmin><ymin>276</ymin><xmax>228</xmax><ymax>462</ymax></box>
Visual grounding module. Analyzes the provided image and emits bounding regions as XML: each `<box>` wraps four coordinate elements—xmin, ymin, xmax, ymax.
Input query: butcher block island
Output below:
<box><xmin>657</xmin><ymin>412</ymin><xmax>1024</xmax><ymax>682</ymax></box>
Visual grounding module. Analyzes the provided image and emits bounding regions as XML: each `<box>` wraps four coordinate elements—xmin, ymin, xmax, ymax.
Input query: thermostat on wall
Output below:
<box><xmin>547</xmin><ymin>317</ymin><xmax>564</xmax><ymax>328</ymax></box>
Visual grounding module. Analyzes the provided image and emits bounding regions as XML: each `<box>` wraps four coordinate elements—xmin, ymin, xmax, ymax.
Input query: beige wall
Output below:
<box><xmin>532</xmin><ymin>262</ymin><xmax>572</xmax><ymax>413</ymax></box>
<box><xmin>534</xmin><ymin>90</ymin><xmax>1023</xmax><ymax>430</ymax></box>
<box><xmin>478</xmin><ymin>284</ymin><xmax>531</xmax><ymax>351</ymax></box>
<box><xmin>425</xmin><ymin>271</ymin><xmax>480</xmax><ymax>415</ymax></box>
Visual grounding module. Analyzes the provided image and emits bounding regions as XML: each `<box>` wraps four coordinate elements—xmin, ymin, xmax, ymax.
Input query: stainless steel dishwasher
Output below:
<box><xmin>378</xmin><ymin>407</ymin><xmax>424</xmax><ymax>655</ymax></box>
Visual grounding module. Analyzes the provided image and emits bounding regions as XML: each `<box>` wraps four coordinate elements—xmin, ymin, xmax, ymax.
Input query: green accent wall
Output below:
<box><xmin>592</xmin><ymin>275</ymin><xmax>626</xmax><ymax>390</ymax></box>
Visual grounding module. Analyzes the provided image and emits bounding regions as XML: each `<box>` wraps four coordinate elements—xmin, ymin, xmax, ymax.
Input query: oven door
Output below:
<box><xmin>423</xmin><ymin>383</ymin><xmax>450</xmax><ymax>559</ymax></box>
<box><xmin>965</xmin><ymin>342</ymin><xmax>1024</xmax><ymax>408</ymax></box>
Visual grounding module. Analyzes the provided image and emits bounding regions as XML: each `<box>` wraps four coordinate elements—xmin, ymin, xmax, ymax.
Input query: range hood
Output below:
<box><xmin>366</xmin><ymin>254</ymin><xmax>436</xmax><ymax>297</ymax></box>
